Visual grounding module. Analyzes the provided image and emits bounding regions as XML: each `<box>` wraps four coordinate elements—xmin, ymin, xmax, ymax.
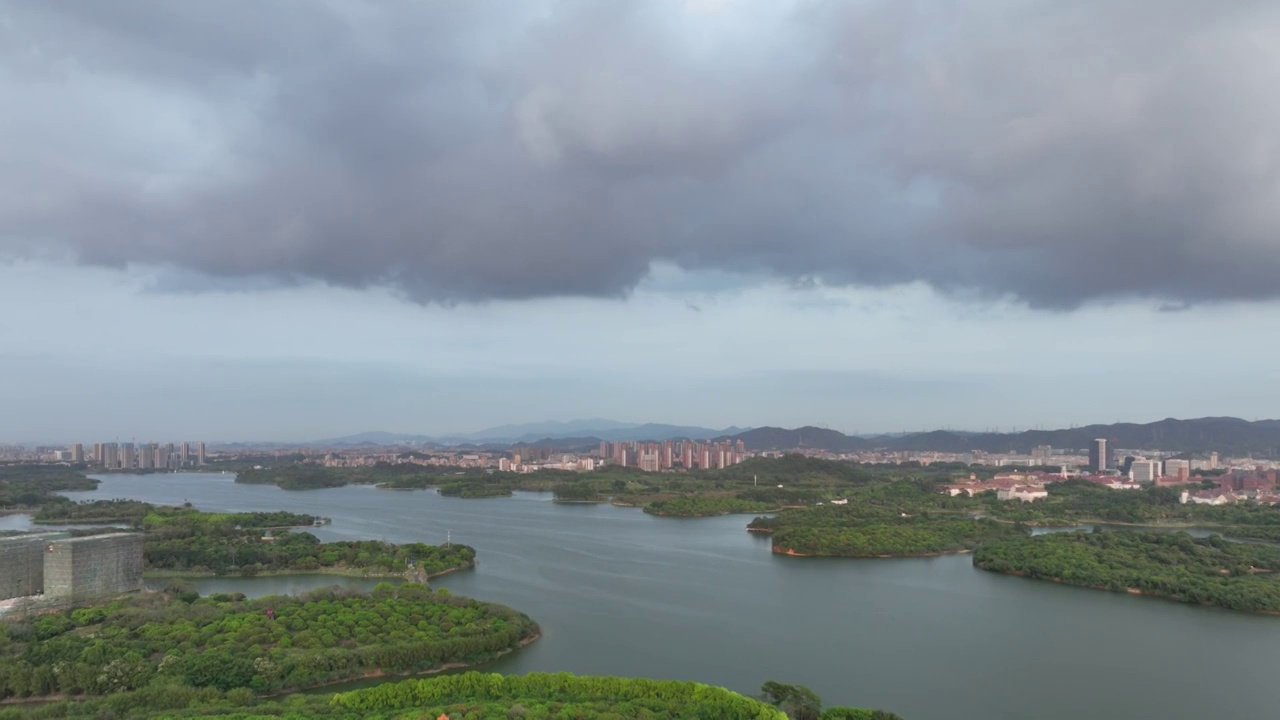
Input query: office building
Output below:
<box><xmin>1088</xmin><ymin>439</ymin><xmax>1110</xmax><ymax>473</ymax></box>
<box><xmin>1130</xmin><ymin>460</ymin><xmax>1161</xmax><ymax>483</ymax></box>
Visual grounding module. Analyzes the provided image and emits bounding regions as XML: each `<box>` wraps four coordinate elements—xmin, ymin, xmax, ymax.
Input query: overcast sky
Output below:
<box><xmin>3</xmin><ymin>0</ymin><xmax>1280</xmax><ymax>442</ymax></box>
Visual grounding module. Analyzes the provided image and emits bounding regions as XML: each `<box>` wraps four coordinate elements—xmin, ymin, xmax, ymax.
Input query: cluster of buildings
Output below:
<box><xmin>0</xmin><ymin>533</ymin><xmax>143</xmax><ymax>606</ymax></box>
<box><xmin>598</xmin><ymin>439</ymin><xmax>748</xmax><ymax>472</ymax></box>
<box><xmin>1179</xmin><ymin>469</ymin><xmax>1280</xmax><ymax>505</ymax></box>
<box><xmin>29</xmin><ymin>441</ymin><xmax>208</xmax><ymax>470</ymax></box>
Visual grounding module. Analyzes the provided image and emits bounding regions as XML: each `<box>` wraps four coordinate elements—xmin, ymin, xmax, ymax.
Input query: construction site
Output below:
<box><xmin>0</xmin><ymin>532</ymin><xmax>144</xmax><ymax>606</ymax></box>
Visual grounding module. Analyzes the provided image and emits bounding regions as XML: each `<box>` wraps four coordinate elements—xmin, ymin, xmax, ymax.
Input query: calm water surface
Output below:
<box><xmin>57</xmin><ymin>473</ymin><xmax>1280</xmax><ymax>720</ymax></box>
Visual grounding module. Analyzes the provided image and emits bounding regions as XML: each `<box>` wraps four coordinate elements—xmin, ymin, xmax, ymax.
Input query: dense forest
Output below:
<box><xmin>0</xmin><ymin>584</ymin><xmax>537</xmax><ymax>701</ymax></box>
<box><xmin>236</xmin><ymin>464</ymin><xmax>475</xmax><ymax>490</ymax></box>
<box><xmin>32</xmin><ymin>500</ymin><xmax>474</xmax><ymax>578</ymax></box>
<box><xmin>745</xmin><ymin>480</ymin><xmax>1024</xmax><ymax>557</ymax></box>
<box><xmin>973</xmin><ymin>530</ymin><xmax>1280</xmax><ymax>613</ymax></box>
<box><xmin>35</xmin><ymin>499</ymin><xmax>319</xmax><ymax>527</ymax></box>
<box><xmin>438</xmin><ymin>480</ymin><xmax>513</xmax><ymax>498</ymax></box>
<box><xmin>755</xmin><ymin>506</ymin><xmax>1027</xmax><ymax>557</ymax></box>
<box><xmin>0</xmin><ymin>464</ymin><xmax>97</xmax><ymax>508</ymax></box>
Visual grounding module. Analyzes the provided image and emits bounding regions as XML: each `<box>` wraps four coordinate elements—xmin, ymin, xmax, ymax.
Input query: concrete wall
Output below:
<box><xmin>43</xmin><ymin>533</ymin><xmax>144</xmax><ymax>601</ymax></box>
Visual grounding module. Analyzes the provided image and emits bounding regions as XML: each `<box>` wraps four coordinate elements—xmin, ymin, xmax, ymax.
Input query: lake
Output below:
<box><xmin>47</xmin><ymin>473</ymin><xmax>1280</xmax><ymax>720</ymax></box>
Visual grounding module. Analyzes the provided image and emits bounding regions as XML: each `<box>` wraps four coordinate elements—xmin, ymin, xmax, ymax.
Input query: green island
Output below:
<box><xmin>746</xmin><ymin>479</ymin><xmax>1025</xmax><ymax>557</ymax></box>
<box><xmin>236</xmin><ymin>464</ymin><xmax>473</xmax><ymax>491</ymax></box>
<box><xmin>437</xmin><ymin>481</ymin><xmax>513</xmax><ymax>498</ymax></box>
<box><xmin>0</xmin><ymin>584</ymin><xmax>537</xmax><ymax>702</ymax></box>
<box><xmin>973</xmin><ymin>530</ymin><xmax>1280</xmax><ymax>613</ymax></box>
<box><xmin>0</xmin><ymin>674</ymin><xmax>900</xmax><ymax>720</ymax></box>
<box><xmin>35</xmin><ymin>499</ymin><xmax>474</xmax><ymax>579</ymax></box>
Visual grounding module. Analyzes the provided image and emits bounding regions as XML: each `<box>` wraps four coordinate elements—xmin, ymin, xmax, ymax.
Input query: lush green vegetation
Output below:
<box><xmin>236</xmin><ymin>463</ymin><xmax>472</xmax><ymax>491</ymax></box>
<box><xmin>227</xmin><ymin>456</ymin><xmax>944</xmax><ymax>516</ymax></box>
<box><xmin>764</xmin><ymin>514</ymin><xmax>1027</xmax><ymax>557</ymax></box>
<box><xmin>973</xmin><ymin>530</ymin><xmax>1280</xmax><ymax>613</ymax></box>
<box><xmin>0</xmin><ymin>464</ymin><xmax>97</xmax><ymax>508</ymax></box>
<box><xmin>761</xmin><ymin>681</ymin><xmax>903</xmax><ymax>720</ymax></box>
<box><xmin>438</xmin><ymin>481</ymin><xmax>513</xmax><ymax>498</ymax></box>
<box><xmin>0</xmin><ymin>673</ymin><xmax>890</xmax><ymax>720</ymax></box>
<box><xmin>646</xmin><ymin>496</ymin><xmax>779</xmax><ymax>516</ymax></box>
<box><xmin>328</xmin><ymin>673</ymin><xmax>789</xmax><ymax>719</ymax></box>
<box><xmin>30</xmin><ymin>501</ymin><xmax>473</xmax><ymax>578</ymax></box>
<box><xmin>747</xmin><ymin>481</ymin><xmax>1025</xmax><ymax>557</ymax></box>
<box><xmin>35</xmin><ymin>500</ymin><xmax>319</xmax><ymax>528</ymax></box>
<box><xmin>146</xmin><ymin>530</ymin><xmax>475</xmax><ymax>579</ymax></box>
<box><xmin>0</xmin><ymin>584</ymin><xmax>537</xmax><ymax>701</ymax></box>
<box><xmin>981</xmin><ymin>480</ymin><xmax>1280</xmax><ymax>529</ymax></box>
<box><xmin>141</xmin><ymin>506</ymin><xmax>472</xmax><ymax>578</ymax></box>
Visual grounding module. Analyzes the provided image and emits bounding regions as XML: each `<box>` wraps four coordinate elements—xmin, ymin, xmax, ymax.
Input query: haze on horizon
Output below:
<box><xmin>3</xmin><ymin>0</ymin><xmax>1280</xmax><ymax>443</ymax></box>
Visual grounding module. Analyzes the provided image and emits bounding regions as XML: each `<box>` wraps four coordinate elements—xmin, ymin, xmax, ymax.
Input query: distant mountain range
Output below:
<box><xmin>255</xmin><ymin>417</ymin><xmax>1280</xmax><ymax>456</ymax></box>
<box><xmin>728</xmin><ymin>417</ymin><xmax>1280</xmax><ymax>456</ymax></box>
<box><xmin>313</xmin><ymin>420</ymin><xmax>747</xmax><ymax>447</ymax></box>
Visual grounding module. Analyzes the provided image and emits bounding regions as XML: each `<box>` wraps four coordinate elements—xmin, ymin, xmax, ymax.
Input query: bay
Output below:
<box><xmin>56</xmin><ymin>473</ymin><xmax>1280</xmax><ymax>720</ymax></box>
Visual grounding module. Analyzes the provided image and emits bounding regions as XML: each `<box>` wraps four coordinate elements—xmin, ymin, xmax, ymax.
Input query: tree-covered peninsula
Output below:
<box><xmin>0</xmin><ymin>585</ymin><xmax>537</xmax><ymax>701</ymax></box>
<box><xmin>755</xmin><ymin>511</ymin><xmax>1027</xmax><ymax>557</ymax></box>
<box><xmin>35</xmin><ymin>500</ymin><xmax>475</xmax><ymax>579</ymax></box>
<box><xmin>0</xmin><ymin>464</ymin><xmax>98</xmax><ymax>509</ymax></box>
<box><xmin>747</xmin><ymin>481</ymin><xmax>1028</xmax><ymax>557</ymax></box>
<box><xmin>973</xmin><ymin>530</ymin><xmax>1280</xmax><ymax>613</ymax></box>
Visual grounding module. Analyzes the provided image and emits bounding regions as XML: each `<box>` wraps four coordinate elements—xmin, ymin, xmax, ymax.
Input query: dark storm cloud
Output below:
<box><xmin>3</xmin><ymin>0</ymin><xmax>1279</xmax><ymax>307</ymax></box>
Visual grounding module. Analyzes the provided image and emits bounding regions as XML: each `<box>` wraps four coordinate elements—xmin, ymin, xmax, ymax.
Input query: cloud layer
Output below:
<box><xmin>3</xmin><ymin>0</ymin><xmax>1279</xmax><ymax>307</ymax></box>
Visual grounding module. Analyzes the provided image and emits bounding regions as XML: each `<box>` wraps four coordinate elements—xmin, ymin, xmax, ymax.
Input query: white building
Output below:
<box><xmin>996</xmin><ymin>486</ymin><xmax>1049</xmax><ymax>502</ymax></box>
<box><xmin>1130</xmin><ymin>460</ymin><xmax>1161</xmax><ymax>483</ymax></box>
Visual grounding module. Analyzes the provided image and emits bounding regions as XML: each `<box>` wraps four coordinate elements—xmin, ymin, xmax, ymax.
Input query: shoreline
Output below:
<box><xmin>973</xmin><ymin>566</ymin><xmax>1280</xmax><ymax>616</ymax></box>
<box><xmin>772</xmin><ymin>546</ymin><xmax>974</xmax><ymax>559</ymax></box>
<box><xmin>144</xmin><ymin>562</ymin><xmax>474</xmax><ymax>581</ymax></box>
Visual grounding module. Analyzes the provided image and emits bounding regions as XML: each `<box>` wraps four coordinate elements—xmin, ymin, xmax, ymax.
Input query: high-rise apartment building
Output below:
<box><xmin>1088</xmin><ymin>439</ymin><xmax>1109</xmax><ymax>473</ymax></box>
<box><xmin>197</xmin><ymin>442</ymin><xmax>206</xmax><ymax>465</ymax></box>
<box><xmin>70</xmin><ymin>443</ymin><xmax>84</xmax><ymax>463</ymax></box>
<box><xmin>180</xmin><ymin>442</ymin><xmax>190</xmax><ymax>467</ymax></box>
<box><xmin>639</xmin><ymin>452</ymin><xmax>660</xmax><ymax>473</ymax></box>
<box><xmin>119</xmin><ymin>443</ymin><xmax>135</xmax><ymax>471</ymax></box>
